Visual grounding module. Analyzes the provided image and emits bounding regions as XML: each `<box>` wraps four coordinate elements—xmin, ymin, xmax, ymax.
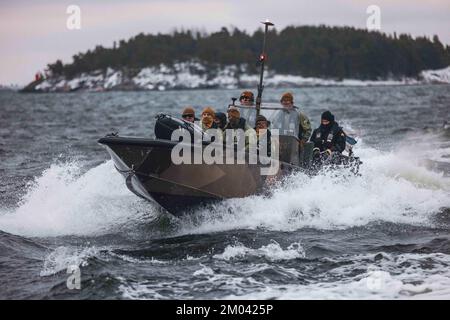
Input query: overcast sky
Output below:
<box><xmin>1</xmin><ymin>0</ymin><xmax>449</xmax><ymax>85</ymax></box>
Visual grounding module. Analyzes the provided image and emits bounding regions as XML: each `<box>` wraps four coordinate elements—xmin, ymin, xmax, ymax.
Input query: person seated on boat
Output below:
<box><xmin>214</xmin><ymin>112</ymin><xmax>227</xmax><ymax>131</ymax></box>
<box><xmin>239</xmin><ymin>91</ymin><xmax>255</xmax><ymax>106</ymax></box>
<box><xmin>201</xmin><ymin>107</ymin><xmax>224</xmax><ymax>145</ymax></box>
<box><xmin>280</xmin><ymin>92</ymin><xmax>312</xmax><ymax>144</ymax></box>
<box><xmin>224</xmin><ymin>106</ymin><xmax>252</xmax><ymax>131</ymax></box>
<box><xmin>255</xmin><ymin>115</ymin><xmax>272</xmax><ymax>157</ymax></box>
<box><xmin>201</xmin><ymin>107</ymin><xmax>218</xmax><ymax>131</ymax></box>
<box><xmin>310</xmin><ymin>110</ymin><xmax>346</xmax><ymax>160</ymax></box>
<box><xmin>181</xmin><ymin>106</ymin><xmax>197</xmax><ymax>123</ymax></box>
<box><xmin>223</xmin><ymin>106</ymin><xmax>255</xmax><ymax>147</ymax></box>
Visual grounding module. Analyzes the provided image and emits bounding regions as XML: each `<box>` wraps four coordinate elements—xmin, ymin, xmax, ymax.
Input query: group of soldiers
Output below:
<box><xmin>180</xmin><ymin>91</ymin><xmax>347</xmax><ymax>159</ymax></box>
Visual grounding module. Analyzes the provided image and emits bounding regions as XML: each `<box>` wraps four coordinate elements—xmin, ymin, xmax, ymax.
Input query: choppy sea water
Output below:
<box><xmin>0</xmin><ymin>85</ymin><xmax>449</xmax><ymax>299</ymax></box>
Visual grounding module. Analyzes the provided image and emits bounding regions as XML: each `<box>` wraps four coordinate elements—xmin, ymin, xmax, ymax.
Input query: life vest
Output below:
<box><xmin>224</xmin><ymin>117</ymin><xmax>247</xmax><ymax>130</ymax></box>
<box><xmin>314</xmin><ymin>123</ymin><xmax>343</xmax><ymax>150</ymax></box>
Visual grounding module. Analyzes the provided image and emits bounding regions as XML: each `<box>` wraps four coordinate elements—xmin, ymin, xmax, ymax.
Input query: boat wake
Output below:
<box><xmin>0</xmin><ymin>134</ymin><xmax>449</xmax><ymax>239</ymax></box>
<box><xmin>177</xmin><ymin>138</ymin><xmax>450</xmax><ymax>235</ymax></box>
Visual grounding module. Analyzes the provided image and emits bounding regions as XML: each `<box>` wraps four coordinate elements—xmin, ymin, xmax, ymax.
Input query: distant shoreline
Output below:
<box><xmin>19</xmin><ymin>64</ymin><xmax>450</xmax><ymax>93</ymax></box>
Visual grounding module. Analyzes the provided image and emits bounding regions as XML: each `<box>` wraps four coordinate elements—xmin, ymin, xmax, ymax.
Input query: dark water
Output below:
<box><xmin>0</xmin><ymin>86</ymin><xmax>450</xmax><ymax>299</ymax></box>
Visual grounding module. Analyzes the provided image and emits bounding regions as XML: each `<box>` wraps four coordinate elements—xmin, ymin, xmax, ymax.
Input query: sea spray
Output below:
<box><xmin>0</xmin><ymin>160</ymin><xmax>156</xmax><ymax>237</ymax></box>
<box><xmin>176</xmin><ymin>142</ymin><xmax>450</xmax><ymax>235</ymax></box>
<box><xmin>1</xmin><ymin>137</ymin><xmax>449</xmax><ymax>238</ymax></box>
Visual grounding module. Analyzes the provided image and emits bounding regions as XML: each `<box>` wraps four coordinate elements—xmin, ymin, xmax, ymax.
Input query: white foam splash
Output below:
<box><xmin>224</xmin><ymin>252</ymin><xmax>450</xmax><ymax>300</ymax></box>
<box><xmin>178</xmin><ymin>142</ymin><xmax>450</xmax><ymax>235</ymax></box>
<box><xmin>213</xmin><ymin>241</ymin><xmax>305</xmax><ymax>261</ymax></box>
<box><xmin>193</xmin><ymin>264</ymin><xmax>215</xmax><ymax>276</ymax></box>
<box><xmin>114</xmin><ymin>244</ymin><xmax>450</xmax><ymax>299</ymax></box>
<box><xmin>40</xmin><ymin>246</ymin><xmax>99</xmax><ymax>277</ymax></box>
<box><xmin>0</xmin><ymin>160</ymin><xmax>155</xmax><ymax>237</ymax></box>
<box><xmin>108</xmin><ymin>252</ymin><xmax>169</xmax><ymax>265</ymax></box>
<box><xmin>1</xmin><ymin>133</ymin><xmax>449</xmax><ymax>238</ymax></box>
<box><xmin>115</xmin><ymin>250</ymin><xmax>450</xmax><ymax>300</ymax></box>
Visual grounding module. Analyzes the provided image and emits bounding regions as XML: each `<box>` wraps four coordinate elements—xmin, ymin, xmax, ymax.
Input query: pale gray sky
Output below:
<box><xmin>1</xmin><ymin>0</ymin><xmax>449</xmax><ymax>85</ymax></box>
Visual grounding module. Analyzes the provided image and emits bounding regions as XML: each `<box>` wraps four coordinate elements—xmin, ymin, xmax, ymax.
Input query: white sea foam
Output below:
<box><xmin>40</xmin><ymin>246</ymin><xmax>100</xmax><ymax>277</ymax></box>
<box><xmin>177</xmin><ymin>140</ymin><xmax>450</xmax><ymax>235</ymax></box>
<box><xmin>193</xmin><ymin>264</ymin><xmax>215</xmax><ymax>276</ymax></box>
<box><xmin>213</xmin><ymin>241</ymin><xmax>305</xmax><ymax>261</ymax></box>
<box><xmin>0</xmin><ymin>160</ymin><xmax>155</xmax><ymax>237</ymax></box>
<box><xmin>116</xmin><ymin>250</ymin><xmax>450</xmax><ymax>300</ymax></box>
<box><xmin>0</xmin><ymin>133</ymin><xmax>449</xmax><ymax>238</ymax></box>
<box><xmin>224</xmin><ymin>252</ymin><xmax>450</xmax><ymax>300</ymax></box>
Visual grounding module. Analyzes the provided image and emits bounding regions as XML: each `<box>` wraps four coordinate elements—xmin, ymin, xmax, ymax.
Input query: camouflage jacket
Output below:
<box><xmin>298</xmin><ymin>111</ymin><xmax>312</xmax><ymax>142</ymax></box>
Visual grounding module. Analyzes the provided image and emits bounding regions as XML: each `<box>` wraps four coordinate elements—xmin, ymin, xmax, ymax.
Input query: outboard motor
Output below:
<box><xmin>154</xmin><ymin>113</ymin><xmax>204</xmax><ymax>141</ymax></box>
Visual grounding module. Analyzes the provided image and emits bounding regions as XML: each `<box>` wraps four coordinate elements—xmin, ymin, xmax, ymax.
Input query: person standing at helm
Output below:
<box><xmin>239</xmin><ymin>91</ymin><xmax>255</xmax><ymax>106</ymax></box>
<box><xmin>310</xmin><ymin>110</ymin><xmax>346</xmax><ymax>157</ymax></box>
<box><xmin>280</xmin><ymin>92</ymin><xmax>312</xmax><ymax>143</ymax></box>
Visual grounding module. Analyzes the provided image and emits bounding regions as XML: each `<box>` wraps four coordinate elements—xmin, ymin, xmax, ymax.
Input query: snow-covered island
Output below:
<box><xmin>22</xmin><ymin>62</ymin><xmax>450</xmax><ymax>93</ymax></box>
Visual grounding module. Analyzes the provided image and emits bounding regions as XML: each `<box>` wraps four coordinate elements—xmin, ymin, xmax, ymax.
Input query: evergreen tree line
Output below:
<box><xmin>48</xmin><ymin>25</ymin><xmax>450</xmax><ymax>80</ymax></box>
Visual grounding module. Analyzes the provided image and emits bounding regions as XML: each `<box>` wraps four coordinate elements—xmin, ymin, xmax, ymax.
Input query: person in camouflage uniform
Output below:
<box><xmin>279</xmin><ymin>92</ymin><xmax>312</xmax><ymax>143</ymax></box>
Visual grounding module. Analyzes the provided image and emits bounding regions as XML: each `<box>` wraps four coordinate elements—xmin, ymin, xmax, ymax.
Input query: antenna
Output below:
<box><xmin>255</xmin><ymin>20</ymin><xmax>274</xmax><ymax>118</ymax></box>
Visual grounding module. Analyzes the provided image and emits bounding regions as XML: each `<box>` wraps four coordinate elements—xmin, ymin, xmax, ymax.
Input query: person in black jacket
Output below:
<box><xmin>310</xmin><ymin>111</ymin><xmax>346</xmax><ymax>159</ymax></box>
<box><xmin>224</xmin><ymin>106</ymin><xmax>252</xmax><ymax>131</ymax></box>
<box><xmin>223</xmin><ymin>106</ymin><xmax>254</xmax><ymax>147</ymax></box>
<box><xmin>214</xmin><ymin>112</ymin><xmax>227</xmax><ymax>130</ymax></box>
<box><xmin>255</xmin><ymin>115</ymin><xmax>272</xmax><ymax>157</ymax></box>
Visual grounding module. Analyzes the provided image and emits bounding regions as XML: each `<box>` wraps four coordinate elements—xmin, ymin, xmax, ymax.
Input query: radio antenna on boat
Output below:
<box><xmin>256</xmin><ymin>19</ymin><xmax>274</xmax><ymax>118</ymax></box>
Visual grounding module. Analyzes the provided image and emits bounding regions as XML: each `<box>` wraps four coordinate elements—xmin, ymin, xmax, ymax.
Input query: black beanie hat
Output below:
<box><xmin>256</xmin><ymin>115</ymin><xmax>267</xmax><ymax>123</ymax></box>
<box><xmin>256</xmin><ymin>115</ymin><xmax>271</xmax><ymax>126</ymax></box>
<box><xmin>321</xmin><ymin>111</ymin><xmax>335</xmax><ymax>122</ymax></box>
<box><xmin>215</xmin><ymin>112</ymin><xmax>227</xmax><ymax>126</ymax></box>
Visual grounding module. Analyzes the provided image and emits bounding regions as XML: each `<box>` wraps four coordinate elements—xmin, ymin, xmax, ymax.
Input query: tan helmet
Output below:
<box><xmin>182</xmin><ymin>106</ymin><xmax>195</xmax><ymax>116</ymax></box>
<box><xmin>280</xmin><ymin>92</ymin><xmax>294</xmax><ymax>103</ymax></box>
<box><xmin>201</xmin><ymin>106</ymin><xmax>215</xmax><ymax>118</ymax></box>
<box><xmin>239</xmin><ymin>91</ymin><xmax>254</xmax><ymax>102</ymax></box>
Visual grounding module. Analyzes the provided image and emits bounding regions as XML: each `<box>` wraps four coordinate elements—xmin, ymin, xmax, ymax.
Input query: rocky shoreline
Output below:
<box><xmin>20</xmin><ymin>62</ymin><xmax>450</xmax><ymax>93</ymax></box>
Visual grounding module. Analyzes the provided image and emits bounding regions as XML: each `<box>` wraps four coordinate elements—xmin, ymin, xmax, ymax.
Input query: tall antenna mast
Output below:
<box><xmin>255</xmin><ymin>19</ymin><xmax>274</xmax><ymax>118</ymax></box>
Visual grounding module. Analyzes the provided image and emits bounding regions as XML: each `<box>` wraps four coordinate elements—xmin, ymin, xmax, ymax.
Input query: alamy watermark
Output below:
<box><xmin>366</xmin><ymin>5</ymin><xmax>381</xmax><ymax>31</ymax></box>
<box><xmin>66</xmin><ymin>265</ymin><xmax>81</xmax><ymax>290</ymax></box>
<box><xmin>170</xmin><ymin>127</ymin><xmax>280</xmax><ymax>176</ymax></box>
<box><xmin>66</xmin><ymin>5</ymin><xmax>81</xmax><ymax>30</ymax></box>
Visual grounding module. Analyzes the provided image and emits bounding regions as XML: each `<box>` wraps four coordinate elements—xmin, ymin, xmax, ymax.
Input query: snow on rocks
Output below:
<box><xmin>421</xmin><ymin>66</ymin><xmax>450</xmax><ymax>84</ymax></box>
<box><xmin>28</xmin><ymin>62</ymin><xmax>449</xmax><ymax>92</ymax></box>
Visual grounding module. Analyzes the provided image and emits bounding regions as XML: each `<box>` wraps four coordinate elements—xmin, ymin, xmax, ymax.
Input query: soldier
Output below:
<box><xmin>239</xmin><ymin>91</ymin><xmax>255</xmax><ymax>106</ymax></box>
<box><xmin>214</xmin><ymin>112</ymin><xmax>227</xmax><ymax>130</ymax></box>
<box><xmin>310</xmin><ymin>110</ymin><xmax>346</xmax><ymax>158</ymax></box>
<box><xmin>280</xmin><ymin>92</ymin><xmax>312</xmax><ymax>143</ymax></box>
<box><xmin>200</xmin><ymin>107</ymin><xmax>218</xmax><ymax>131</ymax></box>
<box><xmin>224</xmin><ymin>106</ymin><xmax>255</xmax><ymax>147</ymax></box>
<box><xmin>224</xmin><ymin>106</ymin><xmax>252</xmax><ymax>131</ymax></box>
<box><xmin>181</xmin><ymin>106</ymin><xmax>196</xmax><ymax>123</ymax></box>
<box><xmin>255</xmin><ymin>115</ymin><xmax>272</xmax><ymax>157</ymax></box>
